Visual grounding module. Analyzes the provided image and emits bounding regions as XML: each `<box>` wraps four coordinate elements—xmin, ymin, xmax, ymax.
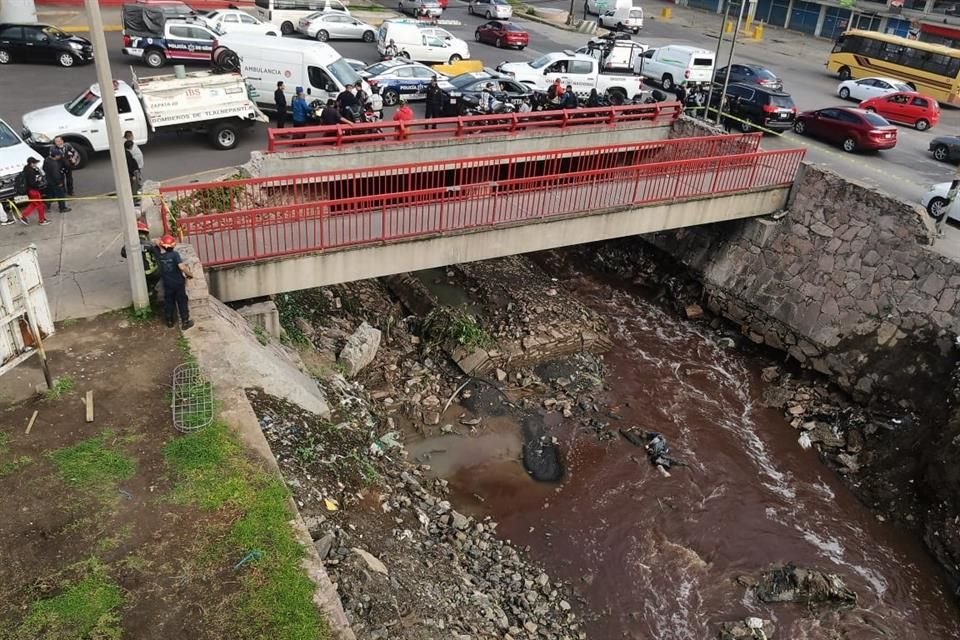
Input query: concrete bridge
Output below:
<box><xmin>161</xmin><ymin>121</ymin><xmax>805</xmax><ymax>302</ymax></box>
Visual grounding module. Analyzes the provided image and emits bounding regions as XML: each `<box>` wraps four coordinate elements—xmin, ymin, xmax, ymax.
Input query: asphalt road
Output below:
<box><xmin>1</xmin><ymin>1</ymin><xmax>957</xmax><ymax>205</ymax></box>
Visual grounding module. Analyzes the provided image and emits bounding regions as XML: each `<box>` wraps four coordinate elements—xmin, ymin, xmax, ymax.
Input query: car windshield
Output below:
<box><xmin>42</xmin><ymin>26</ymin><xmax>70</xmax><ymax>39</ymax></box>
<box><xmin>529</xmin><ymin>54</ymin><xmax>555</xmax><ymax>69</ymax></box>
<box><xmin>365</xmin><ymin>61</ymin><xmax>401</xmax><ymax>76</ymax></box>
<box><xmin>0</xmin><ymin>120</ymin><xmax>23</xmax><ymax>149</ymax></box>
<box><xmin>894</xmin><ymin>83</ymin><xmax>912</xmax><ymax>92</ymax></box>
<box><xmin>493</xmin><ymin>0</ymin><xmax>508</xmax><ymax>5</ymax></box>
<box><xmin>65</xmin><ymin>89</ymin><xmax>99</xmax><ymax>116</ymax></box>
<box><xmin>328</xmin><ymin>56</ymin><xmax>362</xmax><ymax>87</ymax></box>
<box><xmin>863</xmin><ymin>112</ymin><xmax>890</xmax><ymax>127</ymax></box>
<box><xmin>305</xmin><ymin>11</ymin><xmax>325</xmax><ymax>19</ymax></box>
<box><xmin>755</xmin><ymin>68</ymin><xmax>777</xmax><ymax>79</ymax></box>
<box><xmin>504</xmin><ymin>23</ymin><xmax>522</xmax><ymax>31</ymax></box>
<box><xmin>770</xmin><ymin>95</ymin><xmax>793</xmax><ymax>108</ymax></box>
<box><xmin>450</xmin><ymin>73</ymin><xmax>490</xmax><ymax>88</ymax></box>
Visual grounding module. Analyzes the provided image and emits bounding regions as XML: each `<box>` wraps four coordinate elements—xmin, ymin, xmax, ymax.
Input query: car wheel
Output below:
<box><xmin>518</xmin><ymin>45</ymin><xmax>525</xmax><ymax>50</ymax></box>
<box><xmin>933</xmin><ymin>144</ymin><xmax>951</xmax><ymax>162</ymax></box>
<box><xmin>316</xmin><ymin>29</ymin><xmax>329</xmax><ymax>41</ymax></box>
<box><xmin>486</xmin><ymin>11</ymin><xmax>492</xmax><ymax>18</ymax></box>
<box><xmin>281</xmin><ymin>21</ymin><xmax>294</xmax><ymax>35</ymax></box>
<box><xmin>793</xmin><ymin>120</ymin><xmax>806</xmax><ymax>135</ymax></box>
<box><xmin>915</xmin><ymin>118</ymin><xmax>930</xmax><ymax>131</ymax></box>
<box><xmin>475</xmin><ymin>30</ymin><xmax>482</xmax><ymax>41</ymax></box>
<box><xmin>363</xmin><ymin>30</ymin><xmax>375</xmax><ymax>42</ymax></box>
<box><xmin>496</xmin><ymin>37</ymin><xmax>502</xmax><ymax>48</ymax></box>
<box><xmin>382</xmin><ymin>89</ymin><xmax>400</xmax><ymax>106</ymax></box>
<box><xmin>739</xmin><ymin>118</ymin><xmax>753</xmax><ymax>133</ymax></box>
<box><xmin>633</xmin><ymin>27</ymin><xmax>640</xmax><ymax>34</ymax></box>
<box><xmin>58</xmin><ymin>52</ymin><xmax>76</xmax><ymax>67</ymax></box>
<box><xmin>209</xmin><ymin>122</ymin><xmax>239</xmax><ymax>150</ymax></box>
<box><xmin>0</xmin><ymin>49</ymin><xmax>11</xmax><ymax>64</ymax></box>
<box><xmin>842</xmin><ymin>137</ymin><xmax>857</xmax><ymax>153</ymax></box>
<box><xmin>838</xmin><ymin>87</ymin><xmax>850</xmax><ymax>100</ymax></box>
<box><xmin>838</xmin><ymin>66</ymin><xmax>851</xmax><ymax>81</ymax></box>
<box><xmin>607</xmin><ymin>89</ymin><xmax>626</xmax><ymax>105</ymax></box>
<box><xmin>144</xmin><ymin>48</ymin><xmax>165</xmax><ymax>68</ymax></box>
<box><xmin>449</xmin><ymin>54</ymin><xmax>462</xmax><ymax>63</ymax></box>
<box><xmin>927</xmin><ymin>197</ymin><xmax>949</xmax><ymax>219</ymax></box>
<box><xmin>661</xmin><ymin>75</ymin><xmax>674</xmax><ymax>91</ymax></box>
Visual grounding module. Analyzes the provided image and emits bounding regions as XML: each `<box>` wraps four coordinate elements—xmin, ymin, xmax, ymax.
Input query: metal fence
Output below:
<box><xmin>265</xmin><ymin>102</ymin><xmax>684</xmax><ymax>153</ymax></box>
<box><xmin>179</xmin><ymin>147</ymin><xmax>805</xmax><ymax>267</ymax></box>
<box><xmin>160</xmin><ymin>134</ymin><xmax>764</xmax><ymax>223</ymax></box>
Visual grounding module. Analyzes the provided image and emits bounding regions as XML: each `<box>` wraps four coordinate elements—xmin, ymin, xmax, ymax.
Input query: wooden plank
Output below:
<box><xmin>85</xmin><ymin>391</ymin><xmax>94</xmax><ymax>423</ymax></box>
<box><xmin>25</xmin><ymin>410</ymin><xmax>38</xmax><ymax>435</ymax></box>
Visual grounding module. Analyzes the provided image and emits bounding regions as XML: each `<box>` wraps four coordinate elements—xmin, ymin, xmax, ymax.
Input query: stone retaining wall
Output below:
<box><xmin>650</xmin><ymin>116</ymin><xmax>960</xmax><ymax>401</ymax></box>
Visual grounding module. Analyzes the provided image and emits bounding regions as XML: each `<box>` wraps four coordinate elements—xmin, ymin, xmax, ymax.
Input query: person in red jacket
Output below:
<box><xmin>392</xmin><ymin>98</ymin><xmax>414</xmax><ymax>122</ymax></box>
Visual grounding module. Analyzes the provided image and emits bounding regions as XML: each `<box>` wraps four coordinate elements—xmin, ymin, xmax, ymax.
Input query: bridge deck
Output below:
<box><xmin>182</xmin><ymin>150</ymin><xmax>804</xmax><ymax>268</ymax></box>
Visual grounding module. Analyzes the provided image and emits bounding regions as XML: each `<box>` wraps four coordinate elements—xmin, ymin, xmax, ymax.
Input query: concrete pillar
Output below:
<box><xmin>783</xmin><ymin>0</ymin><xmax>795</xmax><ymax>30</ymax></box>
<box><xmin>236</xmin><ymin>300</ymin><xmax>282</xmax><ymax>339</ymax></box>
<box><xmin>746</xmin><ymin>0</ymin><xmax>758</xmax><ymax>24</ymax></box>
<box><xmin>814</xmin><ymin>4</ymin><xmax>827</xmax><ymax>37</ymax></box>
<box><xmin>924</xmin><ymin>0</ymin><xmax>935</xmax><ymax>14</ymax></box>
<box><xmin>0</xmin><ymin>0</ymin><xmax>37</xmax><ymax>22</ymax></box>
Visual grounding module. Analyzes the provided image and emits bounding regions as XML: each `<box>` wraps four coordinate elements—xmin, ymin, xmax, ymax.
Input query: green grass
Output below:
<box><xmin>44</xmin><ymin>376</ymin><xmax>75</xmax><ymax>401</ymax></box>
<box><xmin>126</xmin><ymin>304</ymin><xmax>154</xmax><ymax>324</ymax></box>
<box><xmin>13</xmin><ymin>559</ymin><xmax>122</xmax><ymax>640</ymax></box>
<box><xmin>163</xmin><ymin>422</ymin><xmax>328</xmax><ymax>640</ymax></box>
<box><xmin>49</xmin><ymin>432</ymin><xmax>136</xmax><ymax>489</ymax></box>
<box><xmin>0</xmin><ymin>455</ymin><xmax>33</xmax><ymax>477</ymax></box>
<box><xmin>253</xmin><ymin>325</ymin><xmax>270</xmax><ymax>346</ymax></box>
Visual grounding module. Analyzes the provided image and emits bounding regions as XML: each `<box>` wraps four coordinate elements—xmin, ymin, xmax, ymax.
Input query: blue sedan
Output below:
<box><xmin>360</xmin><ymin>59</ymin><xmax>447</xmax><ymax>106</ymax></box>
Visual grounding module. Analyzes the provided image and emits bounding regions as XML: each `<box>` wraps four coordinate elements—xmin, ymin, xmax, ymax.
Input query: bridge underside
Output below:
<box><xmin>206</xmin><ymin>186</ymin><xmax>789</xmax><ymax>302</ymax></box>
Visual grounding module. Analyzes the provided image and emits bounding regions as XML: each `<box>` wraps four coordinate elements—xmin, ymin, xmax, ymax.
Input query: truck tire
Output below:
<box><xmin>68</xmin><ymin>141</ymin><xmax>92</xmax><ymax>170</ymax></box>
<box><xmin>281</xmin><ymin>21</ymin><xmax>295</xmax><ymax>35</ymax></box>
<box><xmin>660</xmin><ymin>74</ymin><xmax>674</xmax><ymax>91</ymax></box>
<box><xmin>838</xmin><ymin>66</ymin><xmax>851</xmax><ymax>81</ymax></box>
<box><xmin>607</xmin><ymin>89</ymin><xmax>626</xmax><ymax>105</ymax></box>
<box><xmin>144</xmin><ymin>48</ymin><xmax>166</xmax><ymax>68</ymax></box>
<box><xmin>209</xmin><ymin>122</ymin><xmax>240</xmax><ymax>150</ymax></box>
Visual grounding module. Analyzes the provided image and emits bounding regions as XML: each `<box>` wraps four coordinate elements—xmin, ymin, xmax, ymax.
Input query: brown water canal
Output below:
<box><xmin>406</xmin><ymin>260</ymin><xmax>960</xmax><ymax>639</ymax></box>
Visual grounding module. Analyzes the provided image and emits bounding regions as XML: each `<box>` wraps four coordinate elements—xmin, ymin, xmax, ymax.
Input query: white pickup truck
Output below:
<box><xmin>0</xmin><ymin>118</ymin><xmax>36</xmax><ymax>203</ymax></box>
<box><xmin>497</xmin><ymin>51</ymin><xmax>643</xmax><ymax>103</ymax></box>
<box><xmin>21</xmin><ymin>70</ymin><xmax>267</xmax><ymax>168</ymax></box>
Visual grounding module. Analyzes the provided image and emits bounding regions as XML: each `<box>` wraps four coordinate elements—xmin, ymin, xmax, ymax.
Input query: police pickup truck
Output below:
<box><xmin>21</xmin><ymin>70</ymin><xmax>267</xmax><ymax>167</ymax></box>
<box><xmin>122</xmin><ymin>11</ymin><xmax>221</xmax><ymax>69</ymax></box>
<box><xmin>497</xmin><ymin>50</ymin><xmax>643</xmax><ymax>104</ymax></box>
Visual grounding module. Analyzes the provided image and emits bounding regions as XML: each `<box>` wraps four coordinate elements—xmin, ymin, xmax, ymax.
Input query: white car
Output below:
<box><xmin>297</xmin><ymin>12</ymin><xmax>377</xmax><ymax>41</ymax></box>
<box><xmin>837</xmin><ymin>76</ymin><xmax>912</xmax><ymax>102</ymax></box>
<box><xmin>201</xmin><ymin>9</ymin><xmax>279</xmax><ymax>36</ymax></box>
<box><xmin>469</xmin><ymin>0</ymin><xmax>513</xmax><ymax>20</ymax></box>
<box><xmin>922</xmin><ymin>182</ymin><xmax>960</xmax><ymax>222</ymax></box>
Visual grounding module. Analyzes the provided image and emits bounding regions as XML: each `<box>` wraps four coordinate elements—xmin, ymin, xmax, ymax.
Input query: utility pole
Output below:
<box><xmin>716</xmin><ymin>0</ymin><xmax>748</xmax><ymax>125</ymax></box>
<box><xmin>705</xmin><ymin>0</ymin><xmax>733</xmax><ymax>121</ymax></box>
<box><xmin>567</xmin><ymin>0</ymin><xmax>577</xmax><ymax>26</ymax></box>
<box><xmin>0</xmin><ymin>0</ymin><xmax>37</xmax><ymax>23</ymax></box>
<box><xmin>82</xmin><ymin>0</ymin><xmax>149</xmax><ymax>310</ymax></box>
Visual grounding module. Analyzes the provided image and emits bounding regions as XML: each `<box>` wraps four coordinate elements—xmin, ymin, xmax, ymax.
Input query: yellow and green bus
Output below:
<box><xmin>826</xmin><ymin>30</ymin><xmax>960</xmax><ymax>106</ymax></box>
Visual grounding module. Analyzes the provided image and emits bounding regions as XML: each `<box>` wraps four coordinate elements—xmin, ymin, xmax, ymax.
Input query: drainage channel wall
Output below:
<box><xmin>649</xmin><ymin>116</ymin><xmax>960</xmax><ymax>402</ymax></box>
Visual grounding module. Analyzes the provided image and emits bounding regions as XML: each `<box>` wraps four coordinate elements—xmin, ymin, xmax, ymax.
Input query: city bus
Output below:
<box><xmin>826</xmin><ymin>30</ymin><xmax>960</xmax><ymax>106</ymax></box>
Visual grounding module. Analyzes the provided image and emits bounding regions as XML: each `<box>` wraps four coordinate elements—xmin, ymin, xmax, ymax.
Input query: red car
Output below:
<box><xmin>474</xmin><ymin>21</ymin><xmax>528</xmax><ymax>50</ymax></box>
<box><xmin>793</xmin><ymin>106</ymin><xmax>897</xmax><ymax>153</ymax></box>
<box><xmin>858</xmin><ymin>91</ymin><xmax>939</xmax><ymax>131</ymax></box>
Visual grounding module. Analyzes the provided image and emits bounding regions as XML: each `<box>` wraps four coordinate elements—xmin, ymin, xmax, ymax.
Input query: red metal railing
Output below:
<box><xmin>161</xmin><ymin>134</ymin><xmax>763</xmax><ymax>222</ymax></box>
<box><xmin>265</xmin><ymin>102</ymin><xmax>684</xmax><ymax>153</ymax></box>
<box><xmin>179</xmin><ymin>148</ymin><xmax>805</xmax><ymax>267</ymax></box>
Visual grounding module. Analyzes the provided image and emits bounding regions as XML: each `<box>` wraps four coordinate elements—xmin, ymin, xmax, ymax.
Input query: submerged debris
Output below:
<box><xmin>746</xmin><ymin>564</ymin><xmax>857</xmax><ymax>606</ymax></box>
<box><xmin>619</xmin><ymin>426</ymin><xmax>684</xmax><ymax>471</ymax></box>
<box><xmin>718</xmin><ymin>617</ymin><xmax>775</xmax><ymax>640</ymax></box>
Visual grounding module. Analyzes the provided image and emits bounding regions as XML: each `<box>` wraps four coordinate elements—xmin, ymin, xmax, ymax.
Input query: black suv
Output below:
<box><xmin>0</xmin><ymin>23</ymin><xmax>93</xmax><ymax>67</ymax></box>
<box><xmin>710</xmin><ymin>82</ymin><xmax>796</xmax><ymax>134</ymax></box>
<box><xmin>438</xmin><ymin>70</ymin><xmax>541</xmax><ymax>116</ymax></box>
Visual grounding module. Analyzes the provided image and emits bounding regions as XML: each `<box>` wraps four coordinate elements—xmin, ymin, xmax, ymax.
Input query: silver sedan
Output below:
<box><xmin>297</xmin><ymin>12</ymin><xmax>377</xmax><ymax>42</ymax></box>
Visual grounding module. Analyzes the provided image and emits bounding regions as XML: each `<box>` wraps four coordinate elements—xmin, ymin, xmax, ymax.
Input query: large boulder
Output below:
<box><xmin>750</xmin><ymin>564</ymin><xmax>857</xmax><ymax>605</ymax></box>
<box><xmin>338</xmin><ymin>322</ymin><xmax>382</xmax><ymax>376</ymax></box>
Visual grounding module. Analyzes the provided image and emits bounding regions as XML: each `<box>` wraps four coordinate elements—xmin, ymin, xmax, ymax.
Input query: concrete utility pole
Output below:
<box><xmin>82</xmin><ymin>0</ymin><xmax>149</xmax><ymax>310</ymax></box>
<box><xmin>0</xmin><ymin>0</ymin><xmax>37</xmax><ymax>23</ymax></box>
<box><xmin>716</xmin><ymin>0</ymin><xmax>749</xmax><ymax>125</ymax></box>
<box><xmin>705</xmin><ymin>0</ymin><xmax>734</xmax><ymax>120</ymax></box>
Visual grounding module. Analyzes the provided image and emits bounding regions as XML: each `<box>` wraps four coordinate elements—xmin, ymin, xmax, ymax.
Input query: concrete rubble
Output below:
<box><xmin>338</xmin><ymin>321</ymin><xmax>382</xmax><ymax>377</ymax></box>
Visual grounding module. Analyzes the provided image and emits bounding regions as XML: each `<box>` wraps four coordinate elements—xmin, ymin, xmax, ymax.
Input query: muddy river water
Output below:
<box><xmin>407</xmin><ymin>261</ymin><xmax>960</xmax><ymax>639</ymax></box>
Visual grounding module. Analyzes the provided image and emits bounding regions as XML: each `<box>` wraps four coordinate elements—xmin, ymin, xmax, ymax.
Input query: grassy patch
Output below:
<box><xmin>422</xmin><ymin>306</ymin><xmax>492</xmax><ymax>351</ymax></box>
<box><xmin>0</xmin><ymin>455</ymin><xmax>33</xmax><ymax>477</ymax></box>
<box><xmin>126</xmin><ymin>304</ymin><xmax>154</xmax><ymax>324</ymax></box>
<box><xmin>253</xmin><ymin>324</ymin><xmax>270</xmax><ymax>346</ymax></box>
<box><xmin>44</xmin><ymin>376</ymin><xmax>75</xmax><ymax>401</ymax></box>
<box><xmin>13</xmin><ymin>559</ymin><xmax>122</xmax><ymax>640</ymax></box>
<box><xmin>49</xmin><ymin>432</ymin><xmax>136</xmax><ymax>489</ymax></box>
<box><xmin>163</xmin><ymin>422</ymin><xmax>328</xmax><ymax>640</ymax></box>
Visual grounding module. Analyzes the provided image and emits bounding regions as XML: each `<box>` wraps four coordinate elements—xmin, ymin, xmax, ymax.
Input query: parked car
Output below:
<box><xmin>713</xmin><ymin>63</ymin><xmax>782</xmax><ymax>91</ymax></box>
<box><xmin>793</xmin><ymin>106</ymin><xmax>897</xmax><ymax>153</ymax></box>
<box><xmin>399</xmin><ymin>0</ymin><xmax>444</xmax><ymax>18</ymax></box>
<box><xmin>298</xmin><ymin>12</ymin><xmax>377</xmax><ymax>41</ymax></box>
<box><xmin>711</xmin><ymin>82</ymin><xmax>795</xmax><ymax>133</ymax></box>
<box><xmin>859</xmin><ymin>91</ymin><xmax>939</xmax><ymax>131</ymax></box>
<box><xmin>836</xmin><ymin>76</ymin><xmax>911</xmax><ymax>101</ymax></box>
<box><xmin>0</xmin><ymin>23</ymin><xmax>93</xmax><ymax>67</ymax></box>
<box><xmin>201</xmin><ymin>9</ymin><xmax>278</xmax><ymax>36</ymax></box>
<box><xmin>362</xmin><ymin>58</ymin><xmax>447</xmax><ymax>104</ymax></box>
<box><xmin>438</xmin><ymin>70</ymin><xmax>538</xmax><ymax>115</ymax></box>
<box><xmin>922</xmin><ymin>182</ymin><xmax>960</xmax><ymax>222</ymax></box>
<box><xmin>469</xmin><ymin>0</ymin><xmax>513</xmax><ymax>20</ymax></box>
<box><xmin>474</xmin><ymin>21</ymin><xmax>528</xmax><ymax>49</ymax></box>
<box><xmin>929</xmin><ymin>135</ymin><xmax>960</xmax><ymax>163</ymax></box>
<box><xmin>597</xmin><ymin>5</ymin><xmax>644</xmax><ymax>33</ymax></box>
